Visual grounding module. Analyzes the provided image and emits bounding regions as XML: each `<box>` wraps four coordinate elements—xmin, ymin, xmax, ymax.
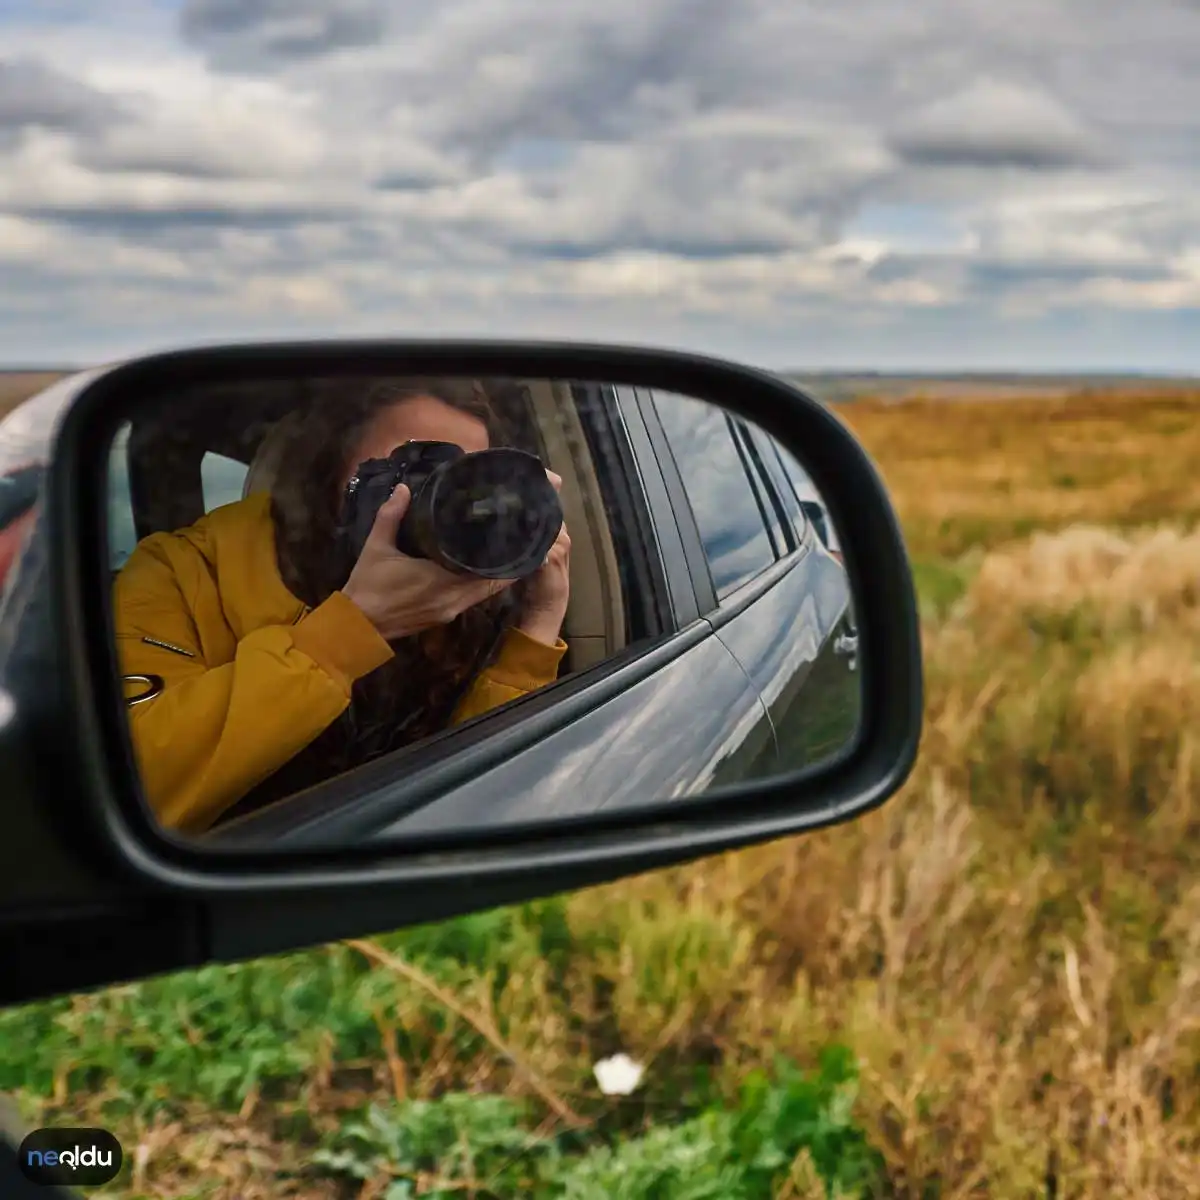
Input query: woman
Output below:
<box><xmin>113</xmin><ymin>379</ymin><xmax>571</xmax><ymax>836</ymax></box>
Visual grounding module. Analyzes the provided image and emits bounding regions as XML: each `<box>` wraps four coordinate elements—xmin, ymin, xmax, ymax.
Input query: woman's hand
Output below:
<box><xmin>517</xmin><ymin>470</ymin><xmax>571</xmax><ymax>647</ymax></box>
<box><xmin>341</xmin><ymin>484</ymin><xmax>515</xmax><ymax>642</ymax></box>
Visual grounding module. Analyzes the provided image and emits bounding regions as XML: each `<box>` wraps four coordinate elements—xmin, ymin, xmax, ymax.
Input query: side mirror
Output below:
<box><xmin>0</xmin><ymin>341</ymin><xmax>922</xmax><ymax>1005</ymax></box>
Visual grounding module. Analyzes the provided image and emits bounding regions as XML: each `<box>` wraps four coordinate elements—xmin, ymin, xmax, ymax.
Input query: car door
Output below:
<box><xmin>643</xmin><ymin>390</ymin><xmax>861</xmax><ymax>779</ymax></box>
<box><xmin>738</xmin><ymin>421</ymin><xmax>862</xmax><ymax>769</ymax></box>
<box><xmin>202</xmin><ymin>381</ymin><xmax>773</xmax><ymax>844</ymax></box>
<box><xmin>634</xmin><ymin>388</ymin><xmax>791</xmax><ymax>781</ymax></box>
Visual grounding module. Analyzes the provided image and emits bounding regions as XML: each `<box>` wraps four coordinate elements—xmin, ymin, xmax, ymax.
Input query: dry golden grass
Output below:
<box><xmin>843</xmin><ymin>387</ymin><xmax>1200</xmax><ymax>560</ymax></box>
<box><xmin>0</xmin><ymin>372</ymin><xmax>66</xmax><ymax>418</ymax></box>
<box><xmin>4</xmin><ymin>378</ymin><xmax>1200</xmax><ymax>1197</ymax></box>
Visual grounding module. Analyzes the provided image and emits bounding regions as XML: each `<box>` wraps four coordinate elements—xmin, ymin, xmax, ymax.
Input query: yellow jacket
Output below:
<box><xmin>113</xmin><ymin>491</ymin><xmax>566</xmax><ymax>836</ymax></box>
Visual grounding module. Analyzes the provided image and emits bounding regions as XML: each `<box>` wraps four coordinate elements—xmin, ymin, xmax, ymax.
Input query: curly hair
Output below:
<box><xmin>220</xmin><ymin>377</ymin><xmax>521</xmax><ymax>821</ymax></box>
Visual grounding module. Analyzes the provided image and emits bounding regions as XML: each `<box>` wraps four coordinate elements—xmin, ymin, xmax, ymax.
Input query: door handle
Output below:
<box><xmin>833</xmin><ymin>631</ymin><xmax>859</xmax><ymax>670</ymax></box>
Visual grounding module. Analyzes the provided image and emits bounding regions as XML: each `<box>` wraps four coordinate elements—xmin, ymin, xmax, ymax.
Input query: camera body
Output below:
<box><xmin>339</xmin><ymin>440</ymin><xmax>562</xmax><ymax>581</ymax></box>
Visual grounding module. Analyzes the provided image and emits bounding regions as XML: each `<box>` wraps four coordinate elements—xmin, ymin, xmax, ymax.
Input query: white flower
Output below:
<box><xmin>593</xmin><ymin>1053</ymin><xmax>645</xmax><ymax>1096</ymax></box>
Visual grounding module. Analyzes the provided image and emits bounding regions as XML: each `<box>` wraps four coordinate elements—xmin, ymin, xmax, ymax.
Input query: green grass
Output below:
<box><xmin>0</xmin><ymin>909</ymin><xmax>880</xmax><ymax>1198</ymax></box>
<box><xmin>308</xmin><ymin>1049</ymin><xmax>880</xmax><ymax>1198</ymax></box>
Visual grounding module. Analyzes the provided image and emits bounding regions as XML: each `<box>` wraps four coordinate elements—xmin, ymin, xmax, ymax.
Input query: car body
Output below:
<box><xmin>93</xmin><ymin>372</ymin><xmax>861</xmax><ymax>843</ymax></box>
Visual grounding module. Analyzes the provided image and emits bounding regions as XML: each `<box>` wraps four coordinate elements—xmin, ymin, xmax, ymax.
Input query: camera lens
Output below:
<box><xmin>431</xmin><ymin>449</ymin><xmax>561</xmax><ymax>578</ymax></box>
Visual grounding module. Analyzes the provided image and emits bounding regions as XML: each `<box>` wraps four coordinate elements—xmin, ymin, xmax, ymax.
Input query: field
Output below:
<box><xmin>0</xmin><ymin>372</ymin><xmax>68</xmax><ymax>413</ymax></box>
<box><xmin>3</xmin><ymin>378</ymin><xmax>1200</xmax><ymax>1197</ymax></box>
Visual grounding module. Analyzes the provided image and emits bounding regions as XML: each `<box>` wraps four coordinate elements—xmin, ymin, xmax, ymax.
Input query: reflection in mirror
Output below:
<box><xmin>104</xmin><ymin>374</ymin><xmax>860</xmax><ymax>848</ymax></box>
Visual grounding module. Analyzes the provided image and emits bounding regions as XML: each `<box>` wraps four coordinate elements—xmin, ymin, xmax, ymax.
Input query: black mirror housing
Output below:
<box><xmin>0</xmin><ymin>340</ymin><xmax>923</xmax><ymax>1006</ymax></box>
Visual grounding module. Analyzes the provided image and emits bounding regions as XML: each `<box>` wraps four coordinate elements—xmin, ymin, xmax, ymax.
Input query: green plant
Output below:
<box><xmin>313</xmin><ymin>1093</ymin><xmax>550</xmax><ymax>1198</ymax></box>
<box><xmin>310</xmin><ymin>1050</ymin><xmax>879</xmax><ymax>1200</ymax></box>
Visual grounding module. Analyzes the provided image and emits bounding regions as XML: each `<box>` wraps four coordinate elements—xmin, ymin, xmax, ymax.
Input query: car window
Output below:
<box><xmin>650</xmin><ymin>390</ymin><xmax>779</xmax><ymax>598</ymax></box>
<box><xmin>106</xmin><ymin>434</ymin><xmax>251</xmax><ymax>573</ymax></box>
<box><xmin>572</xmin><ymin>383</ymin><xmax>672</xmax><ymax>642</ymax></box>
<box><xmin>743</xmin><ymin>424</ymin><xmax>809</xmax><ymax>543</ymax></box>
<box><xmin>201</xmin><ymin>451</ymin><xmax>250</xmax><ymax>513</ymax></box>
<box><xmin>107</xmin><ymin>422</ymin><xmax>138</xmax><ymax>572</ymax></box>
<box><xmin>774</xmin><ymin>443</ymin><xmax>840</xmax><ymax>554</ymax></box>
<box><xmin>738</xmin><ymin>421</ymin><xmax>799</xmax><ymax>554</ymax></box>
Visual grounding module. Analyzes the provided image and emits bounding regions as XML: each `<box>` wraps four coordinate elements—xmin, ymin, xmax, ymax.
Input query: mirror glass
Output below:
<box><xmin>103</xmin><ymin>374</ymin><xmax>861</xmax><ymax>847</ymax></box>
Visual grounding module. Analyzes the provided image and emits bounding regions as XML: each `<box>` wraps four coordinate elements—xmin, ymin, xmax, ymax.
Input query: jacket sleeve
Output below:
<box><xmin>114</xmin><ymin>537</ymin><xmax>394</xmax><ymax>835</ymax></box>
<box><xmin>451</xmin><ymin>627</ymin><xmax>567</xmax><ymax>724</ymax></box>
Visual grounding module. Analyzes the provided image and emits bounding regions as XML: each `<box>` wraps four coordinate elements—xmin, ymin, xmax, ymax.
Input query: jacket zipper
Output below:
<box><xmin>141</xmin><ymin>636</ymin><xmax>195</xmax><ymax>658</ymax></box>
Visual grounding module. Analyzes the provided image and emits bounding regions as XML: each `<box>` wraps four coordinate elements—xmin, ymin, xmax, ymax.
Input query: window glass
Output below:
<box><xmin>774</xmin><ymin>443</ymin><xmax>841</xmax><ymax>554</ymax></box>
<box><xmin>742</xmin><ymin>423</ymin><xmax>803</xmax><ymax>551</ymax></box>
<box><xmin>731</xmin><ymin>420</ymin><xmax>792</xmax><ymax>556</ymax></box>
<box><xmin>651</xmin><ymin>390</ymin><xmax>778</xmax><ymax>598</ymax></box>
<box><xmin>201</xmin><ymin>451</ymin><xmax>250</xmax><ymax>513</ymax></box>
<box><xmin>107</xmin><ymin>422</ymin><xmax>138</xmax><ymax>572</ymax></box>
<box><xmin>107</xmin><ymin>436</ymin><xmax>250</xmax><ymax>574</ymax></box>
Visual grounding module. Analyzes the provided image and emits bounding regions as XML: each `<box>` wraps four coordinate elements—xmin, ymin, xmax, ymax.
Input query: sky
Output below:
<box><xmin>2</xmin><ymin>0</ymin><xmax>1200</xmax><ymax>371</ymax></box>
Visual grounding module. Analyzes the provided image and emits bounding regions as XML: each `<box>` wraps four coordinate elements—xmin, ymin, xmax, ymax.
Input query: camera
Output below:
<box><xmin>338</xmin><ymin>440</ymin><xmax>563</xmax><ymax>580</ymax></box>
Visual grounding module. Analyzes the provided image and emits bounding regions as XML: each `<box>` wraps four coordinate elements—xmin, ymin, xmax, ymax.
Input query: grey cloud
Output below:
<box><xmin>428</xmin><ymin>120</ymin><xmax>892</xmax><ymax>261</ymax></box>
<box><xmin>161</xmin><ymin>0</ymin><xmax>1170</xmax><ymax>265</ymax></box>
<box><xmin>890</xmin><ymin>78</ymin><xmax>1110</xmax><ymax>170</ymax></box>
<box><xmin>328</xmin><ymin>1</ymin><xmax>1125</xmax><ymax>163</ymax></box>
<box><xmin>181</xmin><ymin>0</ymin><xmax>388</xmax><ymax>67</ymax></box>
<box><xmin>28</xmin><ymin>208</ymin><xmax>336</xmax><ymax>236</ymax></box>
<box><xmin>505</xmin><ymin>234</ymin><xmax>797</xmax><ymax>261</ymax></box>
<box><xmin>76</xmin><ymin>144</ymin><xmax>249</xmax><ymax>181</ymax></box>
<box><xmin>433</xmin><ymin>0</ymin><xmax>738</xmax><ymax>152</ymax></box>
<box><xmin>74</xmin><ymin>114</ymin><xmax>329</xmax><ymax>184</ymax></box>
<box><xmin>861</xmin><ymin>250</ymin><xmax>1179</xmax><ymax>312</ymax></box>
<box><xmin>373</xmin><ymin>172</ymin><xmax>443</xmax><ymax>193</ymax></box>
<box><xmin>969</xmin><ymin>259</ymin><xmax>1170</xmax><ymax>289</ymax></box>
<box><xmin>0</xmin><ymin>58</ymin><xmax>123</xmax><ymax>135</ymax></box>
<box><xmin>4</xmin><ymin>0</ymin><xmax>1200</xmax><ymax>365</ymax></box>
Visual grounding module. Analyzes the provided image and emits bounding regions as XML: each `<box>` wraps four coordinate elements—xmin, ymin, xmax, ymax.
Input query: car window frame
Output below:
<box><xmin>634</xmin><ymin>387</ymin><xmax>719</xmax><ymax>616</ymax></box>
<box><xmin>741</xmin><ymin>421</ymin><xmax>814</xmax><ymax>552</ymax></box>
<box><xmin>731</xmin><ymin>417</ymin><xmax>797</xmax><ymax>557</ymax></box>
<box><xmin>770</xmin><ymin>440</ymin><xmax>839</xmax><ymax>555</ymax></box>
<box><xmin>641</xmin><ymin>390</ymin><xmax>793</xmax><ymax>614</ymax></box>
<box><xmin>571</xmin><ymin>382</ymin><xmax>681</xmax><ymax>639</ymax></box>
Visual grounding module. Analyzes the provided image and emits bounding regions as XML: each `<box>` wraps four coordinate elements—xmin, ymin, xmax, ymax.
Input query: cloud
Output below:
<box><xmin>180</xmin><ymin>0</ymin><xmax>388</xmax><ymax>67</ymax></box>
<box><xmin>0</xmin><ymin>0</ymin><xmax>1199</xmax><ymax>368</ymax></box>
<box><xmin>76</xmin><ymin>71</ymin><xmax>327</xmax><ymax>181</ymax></box>
<box><xmin>890</xmin><ymin>78</ymin><xmax>1110</xmax><ymax>170</ymax></box>
<box><xmin>0</xmin><ymin>56</ymin><xmax>123</xmax><ymax>136</ymax></box>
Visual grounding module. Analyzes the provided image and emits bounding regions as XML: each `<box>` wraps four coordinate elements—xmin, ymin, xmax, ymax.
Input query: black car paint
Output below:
<box><xmin>383</xmin><ymin>533</ymin><xmax>858</xmax><ymax>836</ymax></box>
<box><xmin>376</xmin><ymin>626</ymin><xmax>773</xmax><ymax>832</ymax></box>
<box><xmin>637</xmin><ymin>386</ymin><xmax>859</xmax><ymax>782</ymax></box>
<box><xmin>716</xmin><ymin>550</ymin><xmax>859</xmax><ymax>773</ymax></box>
